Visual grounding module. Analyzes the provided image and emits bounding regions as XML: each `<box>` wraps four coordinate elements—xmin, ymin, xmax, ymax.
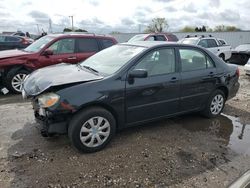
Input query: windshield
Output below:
<box><xmin>235</xmin><ymin>44</ymin><xmax>250</xmax><ymax>51</ymax></box>
<box><xmin>181</xmin><ymin>38</ymin><xmax>199</xmax><ymax>45</ymax></box>
<box><xmin>80</xmin><ymin>44</ymin><xmax>146</xmax><ymax>75</ymax></box>
<box><xmin>24</xmin><ymin>36</ymin><xmax>54</xmax><ymax>52</ymax></box>
<box><xmin>128</xmin><ymin>34</ymin><xmax>147</xmax><ymax>42</ymax></box>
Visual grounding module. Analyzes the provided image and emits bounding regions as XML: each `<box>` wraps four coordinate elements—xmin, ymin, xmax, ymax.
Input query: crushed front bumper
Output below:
<box><xmin>33</xmin><ymin>101</ymin><xmax>71</xmax><ymax>136</ymax></box>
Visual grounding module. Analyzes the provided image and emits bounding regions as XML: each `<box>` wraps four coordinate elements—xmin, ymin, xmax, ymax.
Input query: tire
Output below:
<box><xmin>5</xmin><ymin>69</ymin><xmax>30</xmax><ymax>93</ymax></box>
<box><xmin>219</xmin><ymin>54</ymin><xmax>225</xmax><ymax>61</ymax></box>
<box><xmin>68</xmin><ymin>107</ymin><xmax>116</xmax><ymax>153</ymax></box>
<box><xmin>202</xmin><ymin>90</ymin><xmax>225</xmax><ymax>118</ymax></box>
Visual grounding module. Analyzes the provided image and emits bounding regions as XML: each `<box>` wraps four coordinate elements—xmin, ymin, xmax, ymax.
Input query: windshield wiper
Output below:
<box><xmin>82</xmin><ymin>65</ymin><xmax>99</xmax><ymax>74</ymax></box>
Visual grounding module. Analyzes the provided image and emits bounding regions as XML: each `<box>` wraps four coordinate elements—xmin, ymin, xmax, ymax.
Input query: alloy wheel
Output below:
<box><xmin>11</xmin><ymin>73</ymin><xmax>28</xmax><ymax>92</ymax></box>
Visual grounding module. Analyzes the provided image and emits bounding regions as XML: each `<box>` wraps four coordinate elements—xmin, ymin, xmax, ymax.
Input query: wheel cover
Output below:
<box><xmin>210</xmin><ymin>94</ymin><xmax>224</xmax><ymax>115</ymax></box>
<box><xmin>80</xmin><ymin>116</ymin><xmax>111</xmax><ymax>148</ymax></box>
<box><xmin>11</xmin><ymin>73</ymin><xmax>27</xmax><ymax>92</ymax></box>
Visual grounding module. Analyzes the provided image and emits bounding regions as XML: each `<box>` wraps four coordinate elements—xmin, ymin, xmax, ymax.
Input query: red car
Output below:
<box><xmin>0</xmin><ymin>33</ymin><xmax>117</xmax><ymax>93</ymax></box>
<box><xmin>128</xmin><ymin>33</ymin><xmax>178</xmax><ymax>42</ymax></box>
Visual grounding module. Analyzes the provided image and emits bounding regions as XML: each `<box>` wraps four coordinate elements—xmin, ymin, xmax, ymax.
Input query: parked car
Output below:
<box><xmin>180</xmin><ymin>35</ymin><xmax>232</xmax><ymax>61</ymax></box>
<box><xmin>0</xmin><ymin>35</ymin><xmax>33</xmax><ymax>51</ymax></box>
<box><xmin>0</xmin><ymin>33</ymin><xmax>117</xmax><ymax>93</ymax></box>
<box><xmin>22</xmin><ymin>41</ymin><xmax>240</xmax><ymax>153</ymax></box>
<box><xmin>228</xmin><ymin>44</ymin><xmax>250</xmax><ymax>65</ymax></box>
<box><xmin>244</xmin><ymin>59</ymin><xmax>250</xmax><ymax>75</ymax></box>
<box><xmin>128</xmin><ymin>33</ymin><xmax>178</xmax><ymax>42</ymax></box>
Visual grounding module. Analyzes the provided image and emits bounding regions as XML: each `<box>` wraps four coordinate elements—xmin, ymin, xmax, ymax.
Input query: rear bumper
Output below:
<box><xmin>228</xmin><ymin>81</ymin><xmax>240</xmax><ymax>100</ymax></box>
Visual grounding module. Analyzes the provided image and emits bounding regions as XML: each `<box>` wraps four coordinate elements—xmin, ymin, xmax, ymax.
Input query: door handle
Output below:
<box><xmin>217</xmin><ymin>49</ymin><xmax>220</xmax><ymax>51</ymax></box>
<box><xmin>67</xmin><ymin>56</ymin><xmax>77</xmax><ymax>60</ymax></box>
<box><xmin>202</xmin><ymin>72</ymin><xmax>215</xmax><ymax>80</ymax></box>
<box><xmin>208</xmin><ymin>71</ymin><xmax>214</xmax><ymax>77</ymax></box>
<box><xmin>170</xmin><ymin>77</ymin><xmax>178</xmax><ymax>83</ymax></box>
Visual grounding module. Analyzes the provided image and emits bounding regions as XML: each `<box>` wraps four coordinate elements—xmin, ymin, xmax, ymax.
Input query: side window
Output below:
<box><xmin>207</xmin><ymin>39</ymin><xmax>218</xmax><ymax>48</ymax></box>
<box><xmin>155</xmin><ymin>35</ymin><xmax>166</xmax><ymax>41</ymax></box>
<box><xmin>145</xmin><ymin>36</ymin><xmax>155</xmax><ymax>41</ymax></box>
<box><xmin>134</xmin><ymin>48</ymin><xmax>176</xmax><ymax>76</ymax></box>
<box><xmin>5</xmin><ymin>36</ymin><xmax>20</xmax><ymax>42</ymax></box>
<box><xmin>100</xmin><ymin>39</ymin><xmax>114</xmax><ymax>49</ymax></box>
<box><xmin>0</xmin><ymin>36</ymin><xmax>5</xmax><ymax>42</ymax></box>
<box><xmin>48</xmin><ymin>38</ymin><xmax>75</xmax><ymax>54</ymax></box>
<box><xmin>198</xmin><ymin>39</ymin><xmax>208</xmax><ymax>48</ymax></box>
<box><xmin>77</xmin><ymin>38</ymin><xmax>99</xmax><ymax>53</ymax></box>
<box><xmin>180</xmin><ymin>49</ymin><xmax>214</xmax><ymax>72</ymax></box>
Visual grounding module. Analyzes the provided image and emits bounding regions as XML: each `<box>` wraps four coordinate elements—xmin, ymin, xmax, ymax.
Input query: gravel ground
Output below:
<box><xmin>0</xmin><ymin>66</ymin><xmax>249</xmax><ymax>188</ymax></box>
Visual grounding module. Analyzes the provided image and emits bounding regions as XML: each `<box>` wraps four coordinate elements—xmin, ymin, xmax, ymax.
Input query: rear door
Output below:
<box><xmin>38</xmin><ymin>38</ymin><xmax>77</xmax><ymax>68</ymax></box>
<box><xmin>178</xmin><ymin>47</ymin><xmax>217</xmax><ymax>112</ymax></box>
<box><xmin>125</xmin><ymin>47</ymin><xmax>180</xmax><ymax>124</ymax></box>
<box><xmin>198</xmin><ymin>39</ymin><xmax>219</xmax><ymax>54</ymax></box>
<box><xmin>75</xmin><ymin>37</ymin><xmax>100</xmax><ymax>62</ymax></box>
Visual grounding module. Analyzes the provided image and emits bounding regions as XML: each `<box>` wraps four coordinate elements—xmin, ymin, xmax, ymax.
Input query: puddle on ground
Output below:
<box><xmin>173</xmin><ymin>114</ymin><xmax>250</xmax><ymax>155</ymax></box>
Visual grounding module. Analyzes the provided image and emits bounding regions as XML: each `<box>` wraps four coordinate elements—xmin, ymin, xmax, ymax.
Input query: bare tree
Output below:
<box><xmin>145</xmin><ymin>18</ymin><xmax>168</xmax><ymax>33</ymax></box>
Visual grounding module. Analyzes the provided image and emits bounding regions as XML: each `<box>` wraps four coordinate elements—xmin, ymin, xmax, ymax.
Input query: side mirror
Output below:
<box><xmin>43</xmin><ymin>49</ymin><xmax>53</xmax><ymax>56</ymax></box>
<box><xmin>129</xmin><ymin>69</ymin><xmax>148</xmax><ymax>78</ymax></box>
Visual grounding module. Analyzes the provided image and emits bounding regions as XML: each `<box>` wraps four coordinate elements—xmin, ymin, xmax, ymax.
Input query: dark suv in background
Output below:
<box><xmin>0</xmin><ymin>35</ymin><xmax>33</xmax><ymax>51</ymax></box>
<box><xmin>0</xmin><ymin>33</ymin><xmax>117</xmax><ymax>93</ymax></box>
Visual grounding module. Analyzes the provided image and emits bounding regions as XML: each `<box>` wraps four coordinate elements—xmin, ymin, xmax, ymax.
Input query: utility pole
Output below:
<box><xmin>48</xmin><ymin>19</ymin><xmax>52</xmax><ymax>33</ymax></box>
<box><xmin>69</xmin><ymin>16</ymin><xmax>74</xmax><ymax>31</ymax></box>
<box><xmin>36</xmin><ymin>24</ymin><xmax>40</xmax><ymax>34</ymax></box>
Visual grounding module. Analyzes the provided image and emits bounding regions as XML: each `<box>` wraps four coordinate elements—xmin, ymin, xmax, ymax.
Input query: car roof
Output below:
<box><xmin>122</xmin><ymin>41</ymin><xmax>190</xmax><ymax>48</ymax></box>
<box><xmin>46</xmin><ymin>33</ymin><xmax>115</xmax><ymax>39</ymax></box>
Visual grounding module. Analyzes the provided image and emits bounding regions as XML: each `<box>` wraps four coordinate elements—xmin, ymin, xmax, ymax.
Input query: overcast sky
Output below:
<box><xmin>0</xmin><ymin>0</ymin><xmax>249</xmax><ymax>34</ymax></box>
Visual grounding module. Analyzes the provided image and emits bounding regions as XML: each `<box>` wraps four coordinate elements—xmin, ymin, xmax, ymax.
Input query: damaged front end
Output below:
<box><xmin>22</xmin><ymin>63</ymin><xmax>103</xmax><ymax>136</ymax></box>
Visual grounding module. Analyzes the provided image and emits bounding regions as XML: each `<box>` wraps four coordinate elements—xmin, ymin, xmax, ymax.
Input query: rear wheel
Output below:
<box><xmin>5</xmin><ymin>69</ymin><xmax>29</xmax><ymax>93</ymax></box>
<box><xmin>202</xmin><ymin>90</ymin><xmax>225</xmax><ymax>118</ymax></box>
<box><xmin>219</xmin><ymin>54</ymin><xmax>225</xmax><ymax>61</ymax></box>
<box><xmin>68</xmin><ymin>107</ymin><xmax>116</xmax><ymax>153</ymax></box>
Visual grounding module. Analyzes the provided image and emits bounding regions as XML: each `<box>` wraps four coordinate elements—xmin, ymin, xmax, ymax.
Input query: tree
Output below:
<box><xmin>75</xmin><ymin>29</ymin><xmax>88</xmax><ymax>32</ymax></box>
<box><xmin>63</xmin><ymin>28</ymin><xmax>72</xmax><ymax>32</ymax></box>
<box><xmin>110</xmin><ymin>31</ymin><xmax>121</xmax><ymax>34</ymax></box>
<box><xmin>180</xmin><ymin>26</ymin><xmax>195</xmax><ymax>32</ymax></box>
<box><xmin>214</xmin><ymin>25</ymin><xmax>241</xmax><ymax>32</ymax></box>
<box><xmin>201</xmin><ymin>25</ymin><xmax>206</xmax><ymax>32</ymax></box>
<box><xmin>144</xmin><ymin>18</ymin><xmax>168</xmax><ymax>33</ymax></box>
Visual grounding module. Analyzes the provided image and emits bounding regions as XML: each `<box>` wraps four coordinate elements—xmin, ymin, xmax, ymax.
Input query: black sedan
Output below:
<box><xmin>23</xmin><ymin>42</ymin><xmax>240</xmax><ymax>153</ymax></box>
<box><xmin>0</xmin><ymin>35</ymin><xmax>33</xmax><ymax>51</ymax></box>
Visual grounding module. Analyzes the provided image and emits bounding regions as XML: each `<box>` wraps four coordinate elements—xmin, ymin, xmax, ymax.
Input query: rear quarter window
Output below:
<box><xmin>166</xmin><ymin>34</ymin><xmax>178</xmax><ymax>41</ymax></box>
<box><xmin>99</xmin><ymin>39</ymin><xmax>115</xmax><ymax>49</ymax></box>
<box><xmin>77</xmin><ymin>38</ymin><xmax>99</xmax><ymax>52</ymax></box>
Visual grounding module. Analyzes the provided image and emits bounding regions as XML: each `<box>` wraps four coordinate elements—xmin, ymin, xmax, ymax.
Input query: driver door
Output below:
<box><xmin>37</xmin><ymin>38</ymin><xmax>77</xmax><ymax>68</ymax></box>
<box><xmin>125</xmin><ymin>48</ymin><xmax>180</xmax><ymax>124</ymax></box>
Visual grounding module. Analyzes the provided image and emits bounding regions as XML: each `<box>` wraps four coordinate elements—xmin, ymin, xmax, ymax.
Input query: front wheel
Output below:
<box><xmin>5</xmin><ymin>69</ymin><xmax>29</xmax><ymax>93</ymax></box>
<box><xmin>202</xmin><ymin>90</ymin><xmax>225</xmax><ymax>118</ymax></box>
<box><xmin>68</xmin><ymin>107</ymin><xmax>116</xmax><ymax>153</ymax></box>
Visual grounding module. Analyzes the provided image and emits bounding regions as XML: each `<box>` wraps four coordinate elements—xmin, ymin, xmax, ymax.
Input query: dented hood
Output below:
<box><xmin>0</xmin><ymin>49</ymin><xmax>31</xmax><ymax>59</ymax></box>
<box><xmin>23</xmin><ymin>63</ymin><xmax>103</xmax><ymax>96</ymax></box>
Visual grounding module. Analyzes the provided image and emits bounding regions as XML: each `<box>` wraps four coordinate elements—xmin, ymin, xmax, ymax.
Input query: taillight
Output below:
<box><xmin>236</xmin><ymin>67</ymin><xmax>240</xmax><ymax>77</ymax></box>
